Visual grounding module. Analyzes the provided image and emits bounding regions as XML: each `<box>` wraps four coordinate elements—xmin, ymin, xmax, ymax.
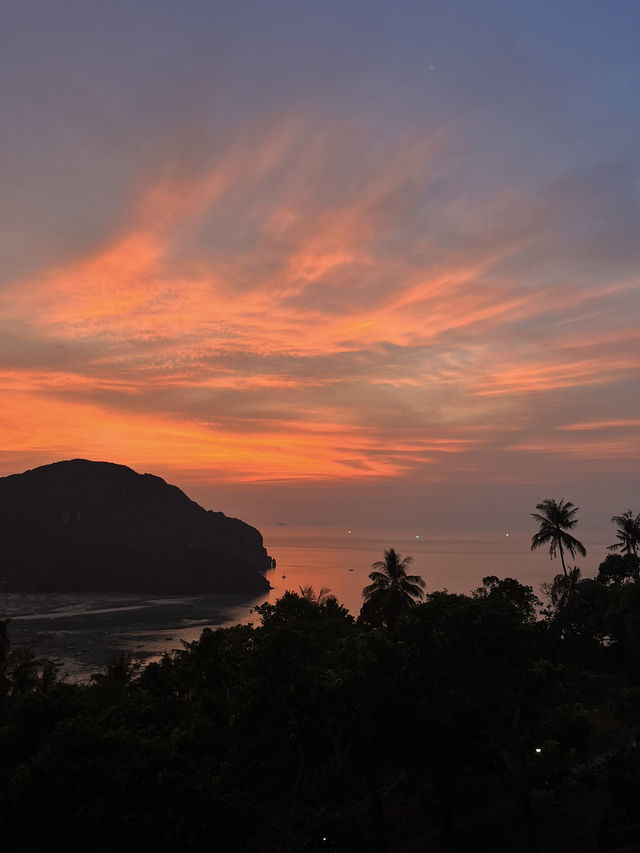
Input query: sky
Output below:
<box><xmin>1</xmin><ymin>0</ymin><xmax>638</xmax><ymax>544</ymax></box>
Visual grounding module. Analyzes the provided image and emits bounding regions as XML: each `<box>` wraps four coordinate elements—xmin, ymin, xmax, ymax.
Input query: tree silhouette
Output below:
<box><xmin>531</xmin><ymin>498</ymin><xmax>586</xmax><ymax>577</ymax></box>
<box><xmin>608</xmin><ymin>510</ymin><xmax>640</xmax><ymax>559</ymax></box>
<box><xmin>472</xmin><ymin>575</ymin><xmax>541</xmax><ymax>624</ymax></box>
<box><xmin>597</xmin><ymin>553</ymin><xmax>639</xmax><ymax>586</ymax></box>
<box><xmin>0</xmin><ymin>619</ymin><xmax>10</xmax><ymax>711</ymax></box>
<box><xmin>298</xmin><ymin>584</ymin><xmax>333</xmax><ymax>605</ymax></box>
<box><xmin>361</xmin><ymin>548</ymin><xmax>425</xmax><ymax>627</ymax></box>
<box><xmin>0</xmin><ymin>620</ymin><xmax>41</xmax><ymax>703</ymax></box>
<box><xmin>90</xmin><ymin>651</ymin><xmax>135</xmax><ymax>694</ymax></box>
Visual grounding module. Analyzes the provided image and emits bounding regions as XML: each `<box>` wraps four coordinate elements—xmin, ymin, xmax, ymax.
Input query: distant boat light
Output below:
<box><xmin>415</xmin><ymin>535</ymin><xmax>420</xmax><ymax>539</ymax></box>
<box><xmin>505</xmin><ymin>532</ymin><xmax>510</xmax><ymax>537</ymax></box>
<box><xmin>347</xmin><ymin>530</ymin><xmax>352</xmax><ymax>534</ymax></box>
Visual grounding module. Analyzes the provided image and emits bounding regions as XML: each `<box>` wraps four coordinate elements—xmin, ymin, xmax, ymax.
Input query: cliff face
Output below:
<box><xmin>0</xmin><ymin>459</ymin><xmax>272</xmax><ymax>594</ymax></box>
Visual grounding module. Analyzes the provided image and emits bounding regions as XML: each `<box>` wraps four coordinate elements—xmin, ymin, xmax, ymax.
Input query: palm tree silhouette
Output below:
<box><xmin>531</xmin><ymin>498</ymin><xmax>586</xmax><ymax>577</ymax></box>
<box><xmin>361</xmin><ymin>548</ymin><xmax>425</xmax><ymax>626</ymax></box>
<box><xmin>298</xmin><ymin>584</ymin><xmax>333</xmax><ymax>605</ymax></box>
<box><xmin>608</xmin><ymin>510</ymin><xmax>640</xmax><ymax>559</ymax></box>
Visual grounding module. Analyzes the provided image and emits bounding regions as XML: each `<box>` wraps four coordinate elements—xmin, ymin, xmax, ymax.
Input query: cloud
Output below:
<box><xmin>1</xmin><ymin>22</ymin><xmax>638</xmax><ymax>505</ymax></box>
<box><xmin>557</xmin><ymin>419</ymin><xmax>640</xmax><ymax>431</ymax></box>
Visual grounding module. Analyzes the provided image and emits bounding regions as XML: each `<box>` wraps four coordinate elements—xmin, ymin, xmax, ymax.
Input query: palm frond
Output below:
<box><xmin>362</xmin><ymin>580</ymin><xmax>390</xmax><ymax>601</ymax></box>
<box><xmin>400</xmin><ymin>582</ymin><xmax>425</xmax><ymax>600</ymax></box>
<box><xmin>561</xmin><ymin>532</ymin><xmax>587</xmax><ymax>558</ymax></box>
<box><xmin>531</xmin><ymin>512</ymin><xmax>552</xmax><ymax>526</ymax></box>
<box><xmin>367</xmin><ymin>571</ymin><xmax>391</xmax><ymax>585</ymax></box>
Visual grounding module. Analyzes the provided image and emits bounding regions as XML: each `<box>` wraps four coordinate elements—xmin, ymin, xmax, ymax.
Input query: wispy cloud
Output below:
<box><xmin>557</xmin><ymin>419</ymin><xmax>640</xmax><ymax>431</ymax></box>
<box><xmin>1</xmin><ymin>0</ymin><xmax>639</xmax><ymax>525</ymax></box>
<box><xmin>1</xmin><ymin>110</ymin><xmax>638</xmax><ymax>490</ymax></box>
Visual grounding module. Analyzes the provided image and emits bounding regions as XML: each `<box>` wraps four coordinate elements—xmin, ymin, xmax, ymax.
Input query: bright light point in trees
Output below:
<box><xmin>535</xmin><ymin>747</ymin><xmax>542</xmax><ymax>753</ymax></box>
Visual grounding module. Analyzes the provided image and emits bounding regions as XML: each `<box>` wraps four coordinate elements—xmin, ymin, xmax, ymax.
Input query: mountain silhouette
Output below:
<box><xmin>0</xmin><ymin>459</ymin><xmax>272</xmax><ymax>594</ymax></box>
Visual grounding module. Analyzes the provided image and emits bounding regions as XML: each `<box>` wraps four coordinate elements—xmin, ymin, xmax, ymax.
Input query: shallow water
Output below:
<box><xmin>3</xmin><ymin>592</ymin><xmax>267</xmax><ymax>682</ymax></box>
<box><xmin>2</xmin><ymin>524</ymin><xmax>608</xmax><ymax>682</ymax></box>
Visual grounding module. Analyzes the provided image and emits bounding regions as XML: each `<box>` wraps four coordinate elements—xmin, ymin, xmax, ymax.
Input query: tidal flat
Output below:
<box><xmin>2</xmin><ymin>591</ymin><xmax>265</xmax><ymax>682</ymax></box>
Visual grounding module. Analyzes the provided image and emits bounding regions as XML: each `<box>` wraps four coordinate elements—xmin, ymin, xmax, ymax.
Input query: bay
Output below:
<box><xmin>2</xmin><ymin>523</ymin><xmax>608</xmax><ymax>682</ymax></box>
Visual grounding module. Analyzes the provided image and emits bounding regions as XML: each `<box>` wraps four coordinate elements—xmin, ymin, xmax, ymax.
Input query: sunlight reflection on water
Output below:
<box><xmin>1</xmin><ymin>524</ymin><xmax>608</xmax><ymax>683</ymax></box>
<box><xmin>262</xmin><ymin>524</ymin><xmax>607</xmax><ymax>616</ymax></box>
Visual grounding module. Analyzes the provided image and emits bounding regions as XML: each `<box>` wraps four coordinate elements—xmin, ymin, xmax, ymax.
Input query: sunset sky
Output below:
<box><xmin>1</xmin><ymin>1</ymin><xmax>638</xmax><ymax>539</ymax></box>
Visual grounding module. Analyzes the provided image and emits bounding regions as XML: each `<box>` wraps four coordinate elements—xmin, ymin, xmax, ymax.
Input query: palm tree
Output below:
<box><xmin>298</xmin><ymin>584</ymin><xmax>333</xmax><ymax>605</ymax></box>
<box><xmin>90</xmin><ymin>651</ymin><xmax>135</xmax><ymax>688</ymax></box>
<box><xmin>361</xmin><ymin>547</ymin><xmax>425</xmax><ymax>626</ymax></box>
<box><xmin>608</xmin><ymin>510</ymin><xmax>640</xmax><ymax>559</ymax></box>
<box><xmin>531</xmin><ymin>498</ymin><xmax>586</xmax><ymax>578</ymax></box>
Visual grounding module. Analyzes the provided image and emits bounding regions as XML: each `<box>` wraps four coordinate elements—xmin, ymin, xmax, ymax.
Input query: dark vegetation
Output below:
<box><xmin>0</xmin><ymin>459</ymin><xmax>271</xmax><ymax>593</ymax></box>
<box><xmin>1</xmin><ymin>501</ymin><xmax>639</xmax><ymax>851</ymax></box>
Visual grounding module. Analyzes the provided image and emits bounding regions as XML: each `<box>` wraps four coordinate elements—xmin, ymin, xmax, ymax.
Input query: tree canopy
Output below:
<box><xmin>2</xmin><ymin>526</ymin><xmax>640</xmax><ymax>851</ymax></box>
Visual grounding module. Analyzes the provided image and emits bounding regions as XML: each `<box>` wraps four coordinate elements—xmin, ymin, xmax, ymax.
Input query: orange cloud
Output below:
<box><xmin>0</xmin><ymin>381</ymin><xmax>479</xmax><ymax>484</ymax></box>
<box><xmin>474</xmin><ymin>354</ymin><xmax>640</xmax><ymax>396</ymax></box>
<box><xmin>1</xmin><ymin>114</ymin><xmax>638</xmax><ymax>491</ymax></box>
<box><xmin>557</xmin><ymin>419</ymin><xmax>640</xmax><ymax>431</ymax></box>
<box><xmin>508</xmin><ymin>437</ymin><xmax>638</xmax><ymax>461</ymax></box>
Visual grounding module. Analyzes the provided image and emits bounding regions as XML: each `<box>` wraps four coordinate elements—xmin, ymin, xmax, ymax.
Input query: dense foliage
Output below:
<box><xmin>1</xmin><ymin>506</ymin><xmax>639</xmax><ymax>851</ymax></box>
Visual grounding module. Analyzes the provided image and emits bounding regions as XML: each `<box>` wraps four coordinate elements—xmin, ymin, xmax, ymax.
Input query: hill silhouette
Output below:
<box><xmin>0</xmin><ymin>459</ymin><xmax>272</xmax><ymax>594</ymax></box>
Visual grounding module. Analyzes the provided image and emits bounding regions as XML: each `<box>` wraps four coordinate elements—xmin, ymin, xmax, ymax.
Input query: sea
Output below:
<box><xmin>2</xmin><ymin>524</ymin><xmax>609</xmax><ymax>683</ymax></box>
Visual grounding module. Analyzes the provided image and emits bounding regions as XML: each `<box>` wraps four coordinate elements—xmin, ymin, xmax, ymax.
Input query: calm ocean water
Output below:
<box><xmin>2</xmin><ymin>524</ymin><xmax>608</xmax><ymax>682</ymax></box>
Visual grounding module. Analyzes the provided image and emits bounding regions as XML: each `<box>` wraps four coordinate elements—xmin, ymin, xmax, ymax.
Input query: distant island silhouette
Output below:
<box><xmin>0</xmin><ymin>459</ymin><xmax>272</xmax><ymax>594</ymax></box>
